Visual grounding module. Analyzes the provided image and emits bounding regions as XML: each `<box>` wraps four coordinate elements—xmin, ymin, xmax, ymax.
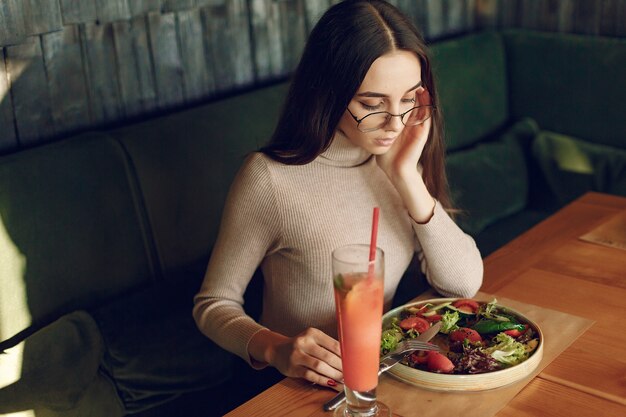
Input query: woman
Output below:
<box><xmin>193</xmin><ymin>0</ymin><xmax>482</xmax><ymax>392</ymax></box>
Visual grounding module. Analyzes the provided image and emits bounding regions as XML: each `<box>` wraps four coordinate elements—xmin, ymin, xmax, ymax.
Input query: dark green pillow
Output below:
<box><xmin>447</xmin><ymin>119</ymin><xmax>538</xmax><ymax>235</ymax></box>
<box><xmin>431</xmin><ymin>32</ymin><xmax>509</xmax><ymax>151</ymax></box>
<box><xmin>532</xmin><ymin>131</ymin><xmax>626</xmax><ymax>205</ymax></box>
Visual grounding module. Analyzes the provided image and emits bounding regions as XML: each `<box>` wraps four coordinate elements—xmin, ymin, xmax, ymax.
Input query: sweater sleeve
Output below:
<box><xmin>193</xmin><ymin>153</ymin><xmax>281</xmax><ymax>367</ymax></box>
<box><xmin>411</xmin><ymin>201</ymin><xmax>483</xmax><ymax>298</ymax></box>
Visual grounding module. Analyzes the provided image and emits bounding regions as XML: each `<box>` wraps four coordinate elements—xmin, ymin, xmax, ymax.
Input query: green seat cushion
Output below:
<box><xmin>504</xmin><ymin>30</ymin><xmax>626</xmax><ymax>150</ymax></box>
<box><xmin>0</xmin><ymin>311</ymin><xmax>124</xmax><ymax>417</ymax></box>
<box><xmin>447</xmin><ymin>119</ymin><xmax>539</xmax><ymax>236</ymax></box>
<box><xmin>0</xmin><ymin>133</ymin><xmax>156</xmax><ymax>341</ymax></box>
<box><xmin>532</xmin><ymin>131</ymin><xmax>626</xmax><ymax>205</ymax></box>
<box><xmin>431</xmin><ymin>32</ymin><xmax>509</xmax><ymax>151</ymax></box>
<box><xmin>92</xmin><ymin>274</ymin><xmax>234</xmax><ymax>414</ymax></box>
<box><xmin>112</xmin><ymin>82</ymin><xmax>289</xmax><ymax>276</ymax></box>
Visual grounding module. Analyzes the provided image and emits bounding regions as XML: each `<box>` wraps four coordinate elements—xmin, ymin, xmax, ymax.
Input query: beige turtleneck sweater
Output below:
<box><xmin>193</xmin><ymin>134</ymin><xmax>483</xmax><ymax>365</ymax></box>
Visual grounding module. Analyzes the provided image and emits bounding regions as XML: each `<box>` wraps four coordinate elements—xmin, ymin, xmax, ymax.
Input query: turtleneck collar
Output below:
<box><xmin>315</xmin><ymin>131</ymin><xmax>372</xmax><ymax>167</ymax></box>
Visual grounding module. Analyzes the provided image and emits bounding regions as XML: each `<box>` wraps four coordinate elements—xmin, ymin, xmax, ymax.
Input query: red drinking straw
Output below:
<box><xmin>368</xmin><ymin>207</ymin><xmax>380</xmax><ymax>278</ymax></box>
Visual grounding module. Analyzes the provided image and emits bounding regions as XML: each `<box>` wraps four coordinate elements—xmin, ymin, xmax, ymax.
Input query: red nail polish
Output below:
<box><xmin>327</xmin><ymin>379</ymin><xmax>337</xmax><ymax>387</ymax></box>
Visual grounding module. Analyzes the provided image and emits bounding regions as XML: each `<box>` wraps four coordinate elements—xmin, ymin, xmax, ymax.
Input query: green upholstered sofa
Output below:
<box><xmin>1</xmin><ymin>30</ymin><xmax>625</xmax><ymax>417</ymax></box>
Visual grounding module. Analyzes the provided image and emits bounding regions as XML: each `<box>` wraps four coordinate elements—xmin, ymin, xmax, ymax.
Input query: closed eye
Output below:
<box><xmin>361</xmin><ymin>102</ymin><xmax>383</xmax><ymax>111</ymax></box>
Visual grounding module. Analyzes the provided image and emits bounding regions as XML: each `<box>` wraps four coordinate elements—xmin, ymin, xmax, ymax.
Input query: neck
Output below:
<box><xmin>316</xmin><ymin>132</ymin><xmax>372</xmax><ymax>167</ymax></box>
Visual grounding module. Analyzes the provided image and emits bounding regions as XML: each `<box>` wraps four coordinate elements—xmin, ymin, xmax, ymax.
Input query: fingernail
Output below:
<box><xmin>327</xmin><ymin>379</ymin><xmax>337</xmax><ymax>387</ymax></box>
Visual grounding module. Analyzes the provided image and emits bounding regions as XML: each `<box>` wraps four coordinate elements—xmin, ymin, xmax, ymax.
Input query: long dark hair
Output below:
<box><xmin>260</xmin><ymin>0</ymin><xmax>451</xmax><ymax>209</ymax></box>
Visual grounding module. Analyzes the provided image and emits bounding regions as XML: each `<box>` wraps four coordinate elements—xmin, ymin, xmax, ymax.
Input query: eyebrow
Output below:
<box><xmin>356</xmin><ymin>81</ymin><xmax>423</xmax><ymax>98</ymax></box>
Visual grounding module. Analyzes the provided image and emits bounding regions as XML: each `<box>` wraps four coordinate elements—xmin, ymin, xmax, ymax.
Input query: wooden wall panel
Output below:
<box><xmin>0</xmin><ymin>49</ymin><xmax>18</xmax><ymax>152</ymax></box>
<box><xmin>249</xmin><ymin>0</ymin><xmax>284</xmax><ymax>80</ymax></box>
<box><xmin>42</xmin><ymin>26</ymin><xmax>91</xmax><ymax>133</ymax></box>
<box><xmin>177</xmin><ymin>9</ymin><xmax>215</xmax><ymax>101</ymax></box>
<box><xmin>163</xmin><ymin>0</ymin><xmax>196</xmax><ymax>12</ymax></box>
<box><xmin>60</xmin><ymin>0</ymin><xmax>98</xmax><ymax>25</ymax></box>
<box><xmin>0</xmin><ymin>0</ymin><xmax>624</xmax><ymax>153</ymax></box>
<box><xmin>0</xmin><ymin>0</ymin><xmax>28</xmax><ymax>46</ymax></box>
<box><xmin>303</xmin><ymin>0</ymin><xmax>330</xmax><ymax>33</ymax></box>
<box><xmin>147</xmin><ymin>12</ymin><xmax>185</xmax><ymax>109</ymax></box>
<box><xmin>573</xmin><ymin>0</ymin><xmax>601</xmax><ymax>35</ymax></box>
<box><xmin>426</xmin><ymin>0</ymin><xmax>445</xmax><ymax>39</ymax></box>
<box><xmin>5</xmin><ymin>37</ymin><xmax>55</xmax><ymax>145</ymax></box>
<box><xmin>278</xmin><ymin>0</ymin><xmax>306</xmax><ymax>74</ymax></box>
<box><xmin>557</xmin><ymin>0</ymin><xmax>575</xmax><ymax>32</ymax></box>
<box><xmin>112</xmin><ymin>17</ymin><xmax>157</xmax><ymax>117</ymax></box>
<box><xmin>202</xmin><ymin>0</ymin><xmax>253</xmax><ymax>92</ymax></box>
<box><xmin>96</xmin><ymin>0</ymin><xmax>131</xmax><ymax>23</ymax></box>
<box><xmin>81</xmin><ymin>22</ymin><xmax>124</xmax><ymax>124</ymax></box>
<box><xmin>129</xmin><ymin>1</ymin><xmax>164</xmax><ymax>17</ymax></box>
<box><xmin>227</xmin><ymin>0</ymin><xmax>254</xmax><ymax>86</ymax></box>
<box><xmin>23</xmin><ymin>0</ymin><xmax>63</xmax><ymax>35</ymax></box>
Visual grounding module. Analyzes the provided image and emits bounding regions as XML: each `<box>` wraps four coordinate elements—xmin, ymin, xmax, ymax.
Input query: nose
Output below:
<box><xmin>385</xmin><ymin>114</ymin><xmax>404</xmax><ymax>132</ymax></box>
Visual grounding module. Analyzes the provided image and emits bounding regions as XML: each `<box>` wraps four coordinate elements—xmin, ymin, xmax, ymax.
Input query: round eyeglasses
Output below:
<box><xmin>346</xmin><ymin>105</ymin><xmax>435</xmax><ymax>133</ymax></box>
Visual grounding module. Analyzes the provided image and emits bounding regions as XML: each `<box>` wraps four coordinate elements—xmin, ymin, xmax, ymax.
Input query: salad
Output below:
<box><xmin>381</xmin><ymin>298</ymin><xmax>540</xmax><ymax>374</ymax></box>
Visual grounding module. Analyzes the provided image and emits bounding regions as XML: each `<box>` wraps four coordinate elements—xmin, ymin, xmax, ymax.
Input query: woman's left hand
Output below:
<box><xmin>375</xmin><ymin>116</ymin><xmax>431</xmax><ymax>184</ymax></box>
<box><xmin>375</xmin><ymin>87</ymin><xmax>432</xmax><ymax>184</ymax></box>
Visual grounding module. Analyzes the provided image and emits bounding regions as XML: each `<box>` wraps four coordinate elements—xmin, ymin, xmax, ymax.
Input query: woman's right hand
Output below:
<box><xmin>249</xmin><ymin>327</ymin><xmax>344</xmax><ymax>391</ymax></box>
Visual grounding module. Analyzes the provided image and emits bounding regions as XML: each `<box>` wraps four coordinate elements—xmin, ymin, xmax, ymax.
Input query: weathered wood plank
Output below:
<box><xmin>0</xmin><ymin>48</ymin><xmax>18</xmax><ymax>152</ymax></box>
<box><xmin>112</xmin><ymin>17</ymin><xmax>157</xmax><ymax>117</ymax></box>
<box><xmin>147</xmin><ymin>12</ymin><xmax>185</xmax><ymax>109</ymax></box>
<box><xmin>395</xmin><ymin>0</ymin><xmax>428</xmax><ymax>38</ymax></box>
<box><xmin>228</xmin><ymin>0</ymin><xmax>254</xmax><ymax>85</ymax></box>
<box><xmin>0</xmin><ymin>0</ymin><xmax>28</xmax><ymax>46</ymax></box>
<box><xmin>176</xmin><ymin>8</ymin><xmax>214</xmax><ymax>101</ymax></box>
<box><xmin>303</xmin><ymin>0</ymin><xmax>329</xmax><ymax>33</ymax></box>
<box><xmin>5</xmin><ymin>36</ymin><xmax>55</xmax><ymax>145</ymax></box>
<box><xmin>129</xmin><ymin>0</ymin><xmax>163</xmax><ymax>17</ymax></box>
<box><xmin>59</xmin><ymin>0</ymin><xmax>98</xmax><ymax>25</ymax></box>
<box><xmin>557</xmin><ymin>0</ymin><xmax>576</xmax><ymax>33</ymax></box>
<box><xmin>163</xmin><ymin>0</ymin><xmax>196</xmax><ymax>12</ymax></box>
<box><xmin>445</xmin><ymin>0</ymin><xmax>467</xmax><ymax>35</ymax></box>
<box><xmin>599</xmin><ymin>0</ymin><xmax>626</xmax><ymax>36</ymax></box>
<box><xmin>249</xmin><ymin>0</ymin><xmax>283</xmax><ymax>80</ymax></box>
<box><xmin>572</xmin><ymin>0</ymin><xmax>601</xmax><ymax>35</ymax></box>
<box><xmin>202</xmin><ymin>0</ymin><xmax>254</xmax><ymax>90</ymax></box>
<box><xmin>278</xmin><ymin>0</ymin><xmax>306</xmax><ymax>73</ymax></box>
<box><xmin>96</xmin><ymin>0</ymin><xmax>131</xmax><ymax>23</ymax></box>
<box><xmin>196</xmin><ymin>0</ymin><xmax>227</xmax><ymax>6</ymax></box>
<box><xmin>425</xmin><ymin>0</ymin><xmax>445</xmax><ymax>39</ymax></box>
<box><xmin>476</xmin><ymin>0</ymin><xmax>498</xmax><ymax>29</ymax></box>
<box><xmin>202</xmin><ymin>5</ymin><xmax>232</xmax><ymax>91</ymax></box>
<box><xmin>519</xmin><ymin>0</ymin><xmax>540</xmax><ymax>30</ymax></box>
<box><xmin>465</xmin><ymin>0</ymin><xmax>477</xmax><ymax>31</ymax></box>
<box><xmin>537</xmin><ymin>0</ymin><xmax>560</xmax><ymax>32</ymax></box>
<box><xmin>23</xmin><ymin>0</ymin><xmax>63</xmax><ymax>35</ymax></box>
<box><xmin>616</xmin><ymin>0</ymin><xmax>626</xmax><ymax>37</ymax></box>
<box><xmin>41</xmin><ymin>26</ymin><xmax>91</xmax><ymax>134</ymax></box>
<box><xmin>81</xmin><ymin>22</ymin><xmax>124</xmax><ymax>124</ymax></box>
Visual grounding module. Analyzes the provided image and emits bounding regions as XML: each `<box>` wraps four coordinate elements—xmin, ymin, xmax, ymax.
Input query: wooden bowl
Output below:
<box><xmin>382</xmin><ymin>298</ymin><xmax>544</xmax><ymax>391</ymax></box>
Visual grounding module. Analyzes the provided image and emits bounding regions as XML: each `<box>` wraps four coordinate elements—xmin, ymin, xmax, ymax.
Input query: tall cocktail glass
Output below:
<box><xmin>332</xmin><ymin>244</ymin><xmax>390</xmax><ymax>417</ymax></box>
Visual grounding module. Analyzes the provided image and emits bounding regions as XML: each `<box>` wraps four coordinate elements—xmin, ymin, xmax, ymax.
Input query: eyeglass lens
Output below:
<box><xmin>358</xmin><ymin>106</ymin><xmax>432</xmax><ymax>132</ymax></box>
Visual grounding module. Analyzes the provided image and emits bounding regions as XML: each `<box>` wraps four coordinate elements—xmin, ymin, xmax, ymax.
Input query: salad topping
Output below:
<box><xmin>381</xmin><ymin>298</ymin><xmax>540</xmax><ymax>374</ymax></box>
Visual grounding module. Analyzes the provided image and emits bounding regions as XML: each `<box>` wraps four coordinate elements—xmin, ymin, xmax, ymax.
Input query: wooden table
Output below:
<box><xmin>225</xmin><ymin>192</ymin><xmax>626</xmax><ymax>416</ymax></box>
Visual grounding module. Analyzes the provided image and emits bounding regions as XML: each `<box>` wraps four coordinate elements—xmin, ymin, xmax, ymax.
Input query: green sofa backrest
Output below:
<box><xmin>430</xmin><ymin>32</ymin><xmax>509</xmax><ymax>151</ymax></box>
<box><xmin>111</xmin><ymin>83</ymin><xmax>289</xmax><ymax>277</ymax></box>
<box><xmin>0</xmin><ymin>133</ymin><xmax>157</xmax><ymax>340</ymax></box>
<box><xmin>503</xmin><ymin>30</ymin><xmax>626</xmax><ymax>150</ymax></box>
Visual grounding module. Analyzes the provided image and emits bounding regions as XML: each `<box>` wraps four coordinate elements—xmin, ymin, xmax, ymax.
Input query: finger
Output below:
<box><xmin>307</xmin><ymin>342</ymin><xmax>343</xmax><ymax>373</ymax></box>
<box><xmin>300</xmin><ymin>350</ymin><xmax>344</xmax><ymax>382</ymax></box>
<box><xmin>306</xmin><ymin>328</ymin><xmax>341</xmax><ymax>357</ymax></box>
<box><xmin>301</xmin><ymin>368</ymin><xmax>344</xmax><ymax>392</ymax></box>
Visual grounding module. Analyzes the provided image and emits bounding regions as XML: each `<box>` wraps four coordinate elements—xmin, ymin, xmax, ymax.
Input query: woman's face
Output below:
<box><xmin>337</xmin><ymin>50</ymin><xmax>423</xmax><ymax>154</ymax></box>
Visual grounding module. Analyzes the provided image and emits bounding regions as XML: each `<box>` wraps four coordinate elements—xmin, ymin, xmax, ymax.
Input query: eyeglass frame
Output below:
<box><xmin>345</xmin><ymin>104</ymin><xmax>436</xmax><ymax>133</ymax></box>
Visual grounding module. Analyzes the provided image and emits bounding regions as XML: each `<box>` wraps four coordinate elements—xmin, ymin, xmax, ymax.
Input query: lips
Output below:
<box><xmin>374</xmin><ymin>137</ymin><xmax>396</xmax><ymax>147</ymax></box>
